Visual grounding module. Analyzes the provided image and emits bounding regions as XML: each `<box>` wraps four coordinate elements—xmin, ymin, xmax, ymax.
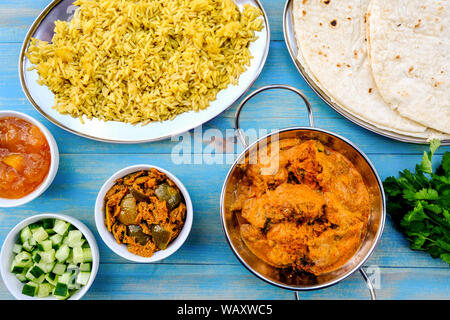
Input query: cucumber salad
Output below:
<box><xmin>10</xmin><ymin>218</ymin><xmax>92</xmax><ymax>299</ymax></box>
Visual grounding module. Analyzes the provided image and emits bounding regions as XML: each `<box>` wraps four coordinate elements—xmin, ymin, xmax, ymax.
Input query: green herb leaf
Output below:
<box><xmin>441</xmin><ymin>253</ymin><xmax>450</xmax><ymax>264</ymax></box>
<box><xmin>383</xmin><ymin>142</ymin><xmax>450</xmax><ymax>265</ymax></box>
<box><xmin>442</xmin><ymin>152</ymin><xmax>450</xmax><ymax>176</ymax></box>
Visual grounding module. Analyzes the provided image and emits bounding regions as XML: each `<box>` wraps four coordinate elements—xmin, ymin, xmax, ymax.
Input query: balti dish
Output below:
<box><xmin>231</xmin><ymin>139</ymin><xmax>371</xmax><ymax>275</ymax></box>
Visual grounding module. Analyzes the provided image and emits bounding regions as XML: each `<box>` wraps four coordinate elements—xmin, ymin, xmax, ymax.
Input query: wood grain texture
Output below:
<box><xmin>0</xmin><ymin>0</ymin><xmax>448</xmax><ymax>300</ymax></box>
<box><xmin>1</xmin><ymin>154</ymin><xmax>449</xmax><ymax>270</ymax></box>
<box><xmin>0</xmin><ymin>264</ymin><xmax>448</xmax><ymax>300</ymax></box>
<box><xmin>0</xmin><ymin>42</ymin><xmax>448</xmax><ymax>155</ymax></box>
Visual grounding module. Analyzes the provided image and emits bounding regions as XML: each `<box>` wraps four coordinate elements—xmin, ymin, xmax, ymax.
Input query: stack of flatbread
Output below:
<box><xmin>292</xmin><ymin>0</ymin><xmax>449</xmax><ymax>140</ymax></box>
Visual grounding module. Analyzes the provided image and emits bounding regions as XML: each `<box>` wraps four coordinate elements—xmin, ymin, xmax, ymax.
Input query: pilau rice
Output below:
<box><xmin>26</xmin><ymin>0</ymin><xmax>263</xmax><ymax>124</ymax></box>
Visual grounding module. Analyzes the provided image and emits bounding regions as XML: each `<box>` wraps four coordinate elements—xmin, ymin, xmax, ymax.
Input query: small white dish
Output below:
<box><xmin>95</xmin><ymin>164</ymin><xmax>193</xmax><ymax>263</ymax></box>
<box><xmin>0</xmin><ymin>213</ymin><xmax>99</xmax><ymax>300</ymax></box>
<box><xmin>0</xmin><ymin>110</ymin><xmax>59</xmax><ymax>207</ymax></box>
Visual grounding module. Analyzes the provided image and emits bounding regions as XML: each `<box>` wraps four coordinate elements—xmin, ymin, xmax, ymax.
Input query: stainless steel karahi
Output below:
<box><xmin>282</xmin><ymin>0</ymin><xmax>450</xmax><ymax>146</ymax></box>
<box><xmin>19</xmin><ymin>0</ymin><xmax>270</xmax><ymax>143</ymax></box>
<box><xmin>220</xmin><ymin>85</ymin><xmax>386</xmax><ymax>299</ymax></box>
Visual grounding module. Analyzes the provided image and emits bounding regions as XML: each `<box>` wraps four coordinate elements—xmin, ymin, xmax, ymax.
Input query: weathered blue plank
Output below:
<box><xmin>0</xmin><ymin>154</ymin><xmax>448</xmax><ymax>269</ymax></box>
<box><xmin>0</xmin><ymin>0</ymin><xmax>449</xmax><ymax>301</ymax></box>
<box><xmin>0</xmin><ymin>263</ymin><xmax>447</xmax><ymax>300</ymax></box>
<box><xmin>0</xmin><ymin>42</ymin><xmax>448</xmax><ymax>155</ymax></box>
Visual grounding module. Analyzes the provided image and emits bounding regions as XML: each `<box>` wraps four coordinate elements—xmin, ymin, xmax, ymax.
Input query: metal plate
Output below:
<box><xmin>19</xmin><ymin>0</ymin><xmax>270</xmax><ymax>143</ymax></box>
<box><xmin>221</xmin><ymin>127</ymin><xmax>385</xmax><ymax>291</ymax></box>
<box><xmin>221</xmin><ymin>85</ymin><xmax>385</xmax><ymax>292</ymax></box>
<box><xmin>283</xmin><ymin>0</ymin><xmax>449</xmax><ymax>145</ymax></box>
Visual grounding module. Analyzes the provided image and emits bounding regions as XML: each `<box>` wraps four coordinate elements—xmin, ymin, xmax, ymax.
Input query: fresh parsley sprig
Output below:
<box><xmin>383</xmin><ymin>139</ymin><xmax>450</xmax><ymax>264</ymax></box>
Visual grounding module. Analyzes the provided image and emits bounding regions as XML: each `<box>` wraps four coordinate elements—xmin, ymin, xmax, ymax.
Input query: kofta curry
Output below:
<box><xmin>104</xmin><ymin>169</ymin><xmax>186</xmax><ymax>257</ymax></box>
<box><xmin>230</xmin><ymin>139</ymin><xmax>371</xmax><ymax>275</ymax></box>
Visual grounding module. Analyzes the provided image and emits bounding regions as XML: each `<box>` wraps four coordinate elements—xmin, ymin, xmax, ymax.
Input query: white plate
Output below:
<box><xmin>19</xmin><ymin>0</ymin><xmax>270</xmax><ymax>143</ymax></box>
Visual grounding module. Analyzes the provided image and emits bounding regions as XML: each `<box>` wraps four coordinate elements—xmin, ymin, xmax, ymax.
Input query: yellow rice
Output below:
<box><xmin>26</xmin><ymin>0</ymin><xmax>263</xmax><ymax>124</ymax></box>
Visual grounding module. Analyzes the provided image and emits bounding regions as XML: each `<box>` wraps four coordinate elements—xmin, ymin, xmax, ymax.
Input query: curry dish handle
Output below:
<box><xmin>294</xmin><ymin>268</ymin><xmax>377</xmax><ymax>300</ymax></box>
<box><xmin>234</xmin><ymin>84</ymin><xmax>314</xmax><ymax>148</ymax></box>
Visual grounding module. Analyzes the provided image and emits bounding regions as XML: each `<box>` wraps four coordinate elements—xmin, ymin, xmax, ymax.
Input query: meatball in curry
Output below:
<box><xmin>230</xmin><ymin>139</ymin><xmax>371</xmax><ymax>275</ymax></box>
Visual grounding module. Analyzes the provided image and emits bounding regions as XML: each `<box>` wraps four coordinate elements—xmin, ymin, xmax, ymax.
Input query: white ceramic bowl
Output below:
<box><xmin>95</xmin><ymin>164</ymin><xmax>193</xmax><ymax>263</ymax></box>
<box><xmin>0</xmin><ymin>110</ymin><xmax>59</xmax><ymax>207</ymax></box>
<box><xmin>0</xmin><ymin>213</ymin><xmax>99</xmax><ymax>300</ymax></box>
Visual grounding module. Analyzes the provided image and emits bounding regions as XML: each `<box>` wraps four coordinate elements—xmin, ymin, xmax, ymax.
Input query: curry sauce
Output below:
<box><xmin>0</xmin><ymin>117</ymin><xmax>51</xmax><ymax>199</ymax></box>
<box><xmin>230</xmin><ymin>139</ymin><xmax>371</xmax><ymax>275</ymax></box>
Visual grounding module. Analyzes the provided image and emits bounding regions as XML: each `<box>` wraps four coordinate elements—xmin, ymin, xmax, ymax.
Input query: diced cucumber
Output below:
<box><xmin>10</xmin><ymin>262</ymin><xmax>25</xmax><ymax>274</ymax></box>
<box><xmin>53</xmin><ymin>220</ymin><xmax>69</xmax><ymax>236</ymax></box>
<box><xmin>79</xmin><ymin>263</ymin><xmax>91</xmax><ymax>272</ymax></box>
<box><xmin>66</xmin><ymin>263</ymin><xmax>79</xmax><ymax>274</ymax></box>
<box><xmin>45</xmin><ymin>228</ymin><xmax>56</xmax><ymax>236</ymax></box>
<box><xmin>50</xmin><ymin>234</ymin><xmax>63</xmax><ymax>246</ymax></box>
<box><xmin>12</xmin><ymin>243</ymin><xmax>22</xmax><ymax>254</ymax></box>
<box><xmin>53</xmin><ymin>282</ymin><xmax>68</xmax><ymax>297</ymax></box>
<box><xmin>31</xmin><ymin>227</ymin><xmax>48</xmax><ymax>242</ymax></box>
<box><xmin>37</xmin><ymin>283</ymin><xmax>53</xmax><ymax>298</ymax></box>
<box><xmin>28</xmin><ymin>222</ymin><xmax>42</xmax><ymax>231</ymax></box>
<box><xmin>42</xmin><ymin>218</ymin><xmax>55</xmax><ymax>229</ymax></box>
<box><xmin>62</xmin><ymin>236</ymin><xmax>69</xmax><ymax>245</ymax></box>
<box><xmin>69</xmin><ymin>239</ymin><xmax>85</xmax><ymax>248</ymax></box>
<box><xmin>20</xmin><ymin>227</ymin><xmax>32</xmax><ymax>244</ymax></box>
<box><xmin>55</xmin><ymin>244</ymin><xmax>70</xmax><ymax>262</ymax></box>
<box><xmin>54</xmin><ymin>291</ymin><xmax>70</xmax><ymax>300</ymax></box>
<box><xmin>72</xmin><ymin>247</ymin><xmax>84</xmax><ymax>264</ymax></box>
<box><xmin>32</xmin><ymin>251</ymin><xmax>41</xmax><ymax>263</ymax></box>
<box><xmin>22</xmin><ymin>282</ymin><xmax>38</xmax><ymax>297</ymax></box>
<box><xmin>15</xmin><ymin>272</ymin><xmax>27</xmax><ymax>283</ymax></box>
<box><xmin>11</xmin><ymin>256</ymin><xmax>31</xmax><ymax>272</ymax></box>
<box><xmin>39</xmin><ymin>249</ymin><xmax>55</xmax><ymax>264</ymax></box>
<box><xmin>25</xmin><ymin>268</ymin><xmax>35</xmax><ymax>281</ymax></box>
<box><xmin>12</xmin><ymin>220</ymin><xmax>91</xmax><ymax>300</ymax></box>
<box><xmin>22</xmin><ymin>240</ymin><xmax>35</xmax><ymax>252</ymax></box>
<box><xmin>15</xmin><ymin>251</ymin><xmax>32</xmax><ymax>264</ymax></box>
<box><xmin>39</xmin><ymin>261</ymin><xmax>55</xmax><ymax>273</ymax></box>
<box><xmin>37</xmin><ymin>239</ymin><xmax>52</xmax><ymax>252</ymax></box>
<box><xmin>45</xmin><ymin>273</ymin><xmax>58</xmax><ymax>286</ymax></box>
<box><xmin>82</xmin><ymin>247</ymin><xmax>92</xmax><ymax>263</ymax></box>
<box><xmin>15</xmin><ymin>259</ymin><xmax>32</xmax><ymax>269</ymax></box>
<box><xmin>30</xmin><ymin>273</ymin><xmax>46</xmax><ymax>284</ymax></box>
<box><xmin>67</xmin><ymin>230</ymin><xmax>82</xmax><ymax>245</ymax></box>
<box><xmin>76</xmin><ymin>272</ymin><xmax>91</xmax><ymax>286</ymax></box>
<box><xmin>52</xmin><ymin>263</ymin><xmax>67</xmax><ymax>275</ymax></box>
<box><xmin>65</xmin><ymin>250</ymin><xmax>74</xmax><ymax>264</ymax></box>
<box><xmin>29</xmin><ymin>264</ymin><xmax>45</xmax><ymax>279</ymax></box>
<box><xmin>29</xmin><ymin>237</ymin><xmax>36</xmax><ymax>246</ymax></box>
<box><xmin>58</xmin><ymin>272</ymin><xmax>71</xmax><ymax>285</ymax></box>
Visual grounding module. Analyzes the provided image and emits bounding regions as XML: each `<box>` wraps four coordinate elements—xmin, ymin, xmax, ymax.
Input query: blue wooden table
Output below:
<box><xmin>0</xmin><ymin>0</ymin><xmax>449</xmax><ymax>300</ymax></box>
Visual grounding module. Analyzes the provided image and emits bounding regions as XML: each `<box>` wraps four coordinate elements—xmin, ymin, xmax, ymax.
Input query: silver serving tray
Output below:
<box><xmin>19</xmin><ymin>0</ymin><xmax>270</xmax><ymax>143</ymax></box>
<box><xmin>283</xmin><ymin>0</ymin><xmax>449</xmax><ymax>145</ymax></box>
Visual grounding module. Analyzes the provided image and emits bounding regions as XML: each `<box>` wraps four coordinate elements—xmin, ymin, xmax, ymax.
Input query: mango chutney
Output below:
<box><xmin>0</xmin><ymin>117</ymin><xmax>51</xmax><ymax>199</ymax></box>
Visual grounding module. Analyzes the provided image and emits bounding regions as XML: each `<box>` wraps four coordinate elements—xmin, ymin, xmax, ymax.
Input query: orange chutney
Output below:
<box><xmin>0</xmin><ymin>117</ymin><xmax>51</xmax><ymax>199</ymax></box>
